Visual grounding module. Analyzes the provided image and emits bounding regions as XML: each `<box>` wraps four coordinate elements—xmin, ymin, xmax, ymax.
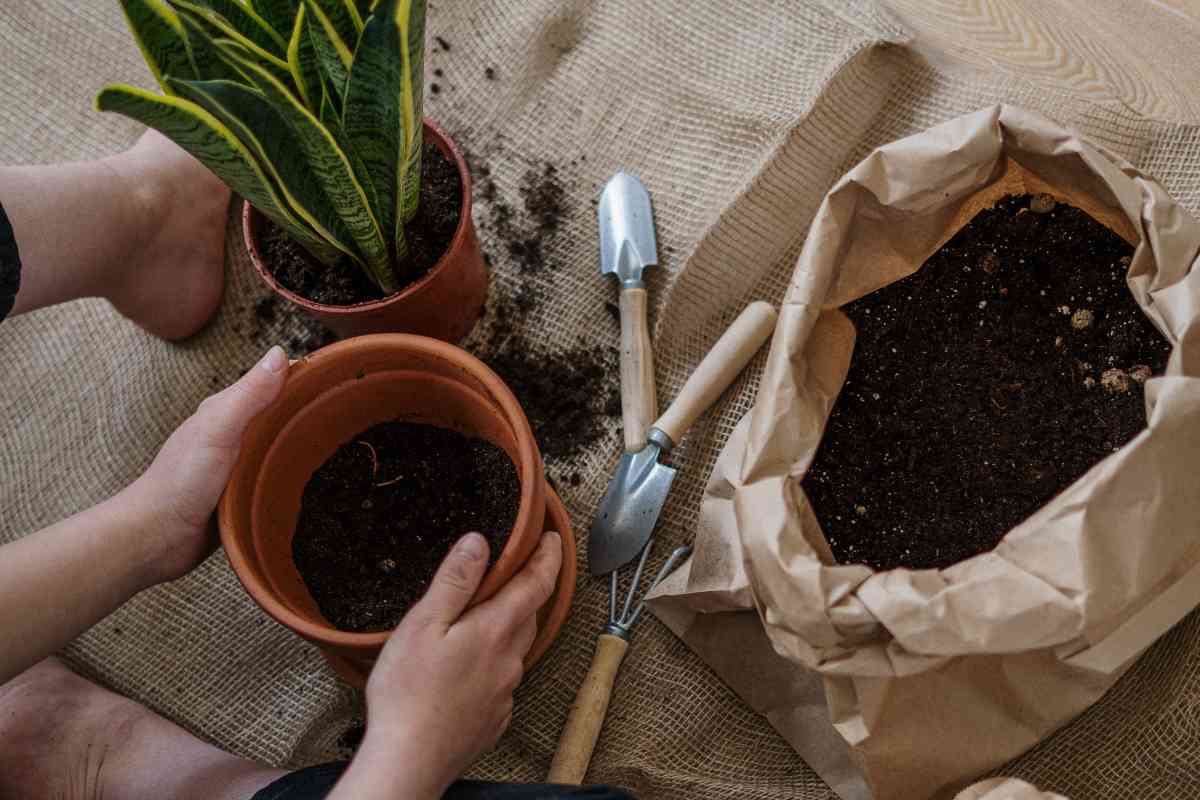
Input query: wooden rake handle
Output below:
<box><xmin>619</xmin><ymin>286</ymin><xmax>657</xmax><ymax>452</ymax></box>
<box><xmin>547</xmin><ymin>633</ymin><xmax>629</xmax><ymax>784</ymax></box>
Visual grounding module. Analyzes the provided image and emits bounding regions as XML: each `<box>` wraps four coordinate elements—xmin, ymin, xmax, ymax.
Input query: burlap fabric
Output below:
<box><xmin>2</xmin><ymin>2</ymin><xmax>1200</xmax><ymax>799</ymax></box>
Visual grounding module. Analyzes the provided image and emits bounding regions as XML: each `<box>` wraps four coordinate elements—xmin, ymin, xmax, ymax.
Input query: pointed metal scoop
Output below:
<box><xmin>599</xmin><ymin>172</ymin><xmax>657</xmax><ymax>288</ymax></box>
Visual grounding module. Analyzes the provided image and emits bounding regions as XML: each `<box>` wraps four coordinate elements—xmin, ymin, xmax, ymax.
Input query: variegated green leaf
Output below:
<box><xmin>223</xmin><ymin>45</ymin><xmax>395</xmax><ymax>291</ymax></box>
<box><xmin>251</xmin><ymin>0</ymin><xmax>299</xmax><ymax>37</ymax></box>
<box><xmin>173</xmin><ymin>0</ymin><xmax>292</xmax><ymax>73</ymax></box>
<box><xmin>287</xmin><ymin>4</ymin><xmax>323</xmax><ymax>110</ymax></box>
<box><xmin>175</xmin><ymin>0</ymin><xmax>288</xmax><ymax>55</ymax></box>
<box><xmin>302</xmin><ymin>0</ymin><xmax>354</xmax><ymax>110</ymax></box>
<box><xmin>311</xmin><ymin>0</ymin><xmax>362</xmax><ymax>43</ymax></box>
<box><xmin>398</xmin><ymin>0</ymin><xmax>425</xmax><ymax>226</ymax></box>
<box><xmin>118</xmin><ymin>0</ymin><xmax>197</xmax><ymax>90</ymax></box>
<box><xmin>167</xmin><ymin>77</ymin><xmax>363</xmax><ymax>270</ymax></box>
<box><xmin>316</xmin><ymin>90</ymin><xmax>381</xmax><ymax>228</ymax></box>
<box><xmin>342</xmin><ymin>0</ymin><xmax>400</xmax><ymax>249</ymax></box>
<box><xmin>173</xmin><ymin>10</ymin><xmax>246</xmax><ymax>82</ymax></box>
<box><xmin>344</xmin><ymin>0</ymin><xmax>425</xmax><ymax>263</ymax></box>
<box><xmin>95</xmin><ymin>84</ymin><xmax>342</xmax><ymax>266</ymax></box>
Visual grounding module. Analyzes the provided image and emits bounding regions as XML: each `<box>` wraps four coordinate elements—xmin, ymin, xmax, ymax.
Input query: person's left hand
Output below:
<box><xmin>124</xmin><ymin>345</ymin><xmax>288</xmax><ymax>583</ymax></box>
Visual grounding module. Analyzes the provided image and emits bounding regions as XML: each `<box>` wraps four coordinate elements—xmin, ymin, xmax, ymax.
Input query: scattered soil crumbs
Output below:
<box><xmin>484</xmin><ymin>334</ymin><xmax>621</xmax><ymax>462</ymax></box>
<box><xmin>474</xmin><ymin>162</ymin><xmax>567</xmax><ymax>273</ymax></box>
<box><xmin>802</xmin><ymin>194</ymin><xmax>1170</xmax><ymax>572</ymax></box>
<box><xmin>263</xmin><ymin>140</ymin><xmax>461</xmax><ymax>306</ymax></box>
<box><xmin>453</xmin><ymin>135</ymin><xmax>620</xmax><ymax>468</ymax></box>
<box><xmin>336</xmin><ymin>722</ymin><xmax>366</xmax><ymax>757</ymax></box>
<box><xmin>293</xmin><ymin>421</ymin><xmax>520</xmax><ymax>632</ymax></box>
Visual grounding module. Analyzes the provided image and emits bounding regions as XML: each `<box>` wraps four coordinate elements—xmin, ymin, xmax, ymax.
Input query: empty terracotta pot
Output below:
<box><xmin>218</xmin><ymin>335</ymin><xmax>575</xmax><ymax>686</ymax></box>
<box><xmin>244</xmin><ymin>119</ymin><xmax>488</xmax><ymax>343</ymax></box>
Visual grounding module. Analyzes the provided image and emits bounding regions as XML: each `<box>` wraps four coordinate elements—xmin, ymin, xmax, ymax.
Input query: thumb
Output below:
<box><xmin>413</xmin><ymin>533</ymin><xmax>489</xmax><ymax>627</ymax></box>
<box><xmin>193</xmin><ymin>346</ymin><xmax>288</xmax><ymax>450</ymax></box>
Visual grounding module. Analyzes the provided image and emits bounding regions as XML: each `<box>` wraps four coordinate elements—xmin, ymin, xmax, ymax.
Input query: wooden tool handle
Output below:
<box><xmin>547</xmin><ymin>633</ymin><xmax>629</xmax><ymax>784</ymax></box>
<box><xmin>654</xmin><ymin>301</ymin><xmax>777</xmax><ymax>446</ymax></box>
<box><xmin>618</xmin><ymin>287</ymin><xmax>657</xmax><ymax>452</ymax></box>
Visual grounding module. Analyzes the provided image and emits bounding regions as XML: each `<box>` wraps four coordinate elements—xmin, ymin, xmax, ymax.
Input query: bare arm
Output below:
<box><xmin>0</xmin><ymin>346</ymin><xmax>287</xmax><ymax>685</ymax></box>
<box><xmin>0</xmin><ymin>486</ymin><xmax>165</xmax><ymax>684</ymax></box>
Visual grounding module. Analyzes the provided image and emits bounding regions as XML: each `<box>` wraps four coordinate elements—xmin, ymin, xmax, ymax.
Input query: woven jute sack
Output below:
<box><xmin>649</xmin><ymin>104</ymin><xmax>1200</xmax><ymax>800</ymax></box>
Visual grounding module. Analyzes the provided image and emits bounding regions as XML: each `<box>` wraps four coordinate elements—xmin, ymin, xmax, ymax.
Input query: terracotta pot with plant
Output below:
<box><xmin>100</xmin><ymin>0</ymin><xmax>485</xmax><ymax>341</ymax></box>
<box><xmin>218</xmin><ymin>335</ymin><xmax>577</xmax><ymax>687</ymax></box>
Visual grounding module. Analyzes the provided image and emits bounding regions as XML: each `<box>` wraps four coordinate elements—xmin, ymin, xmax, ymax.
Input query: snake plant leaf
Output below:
<box><xmin>174</xmin><ymin>0</ymin><xmax>288</xmax><ymax>55</ymax></box>
<box><xmin>223</xmin><ymin>45</ymin><xmax>395</xmax><ymax>291</ymax></box>
<box><xmin>302</xmin><ymin>0</ymin><xmax>355</xmax><ymax>110</ymax></box>
<box><xmin>342</xmin><ymin>0</ymin><xmax>401</xmax><ymax>249</ymax></box>
<box><xmin>398</xmin><ymin>0</ymin><xmax>425</xmax><ymax>226</ymax></box>
<box><xmin>287</xmin><ymin>4</ymin><xmax>323</xmax><ymax>111</ymax></box>
<box><xmin>172</xmin><ymin>11</ymin><xmax>247</xmax><ymax>83</ymax></box>
<box><xmin>311</xmin><ymin>0</ymin><xmax>363</xmax><ymax>43</ymax></box>
<box><xmin>117</xmin><ymin>0</ymin><xmax>197</xmax><ymax>90</ymax></box>
<box><xmin>172</xmin><ymin>0</ymin><xmax>292</xmax><ymax>76</ymax></box>
<box><xmin>251</xmin><ymin>0</ymin><xmax>299</xmax><ymax>37</ymax></box>
<box><xmin>344</xmin><ymin>0</ymin><xmax>425</xmax><ymax>261</ymax></box>
<box><xmin>95</xmin><ymin>84</ymin><xmax>342</xmax><ymax>265</ymax></box>
<box><xmin>167</xmin><ymin>77</ymin><xmax>363</xmax><ymax>268</ymax></box>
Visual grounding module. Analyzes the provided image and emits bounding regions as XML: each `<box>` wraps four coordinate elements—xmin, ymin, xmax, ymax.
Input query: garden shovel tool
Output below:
<box><xmin>548</xmin><ymin>301</ymin><xmax>778</xmax><ymax>785</ymax></box>
<box><xmin>599</xmin><ymin>171</ymin><xmax>659</xmax><ymax>454</ymax></box>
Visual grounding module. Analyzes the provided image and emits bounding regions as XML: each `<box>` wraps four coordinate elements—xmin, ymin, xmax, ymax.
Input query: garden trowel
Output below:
<box><xmin>587</xmin><ymin>301</ymin><xmax>778</xmax><ymax>576</ymax></box>
<box><xmin>599</xmin><ymin>171</ymin><xmax>659</xmax><ymax>454</ymax></box>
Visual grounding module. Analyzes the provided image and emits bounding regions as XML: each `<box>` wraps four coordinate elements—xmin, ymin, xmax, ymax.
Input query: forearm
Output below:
<box><xmin>0</xmin><ymin>487</ymin><xmax>161</xmax><ymax>684</ymax></box>
<box><xmin>326</xmin><ymin>728</ymin><xmax>450</xmax><ymax>800</ymax></box>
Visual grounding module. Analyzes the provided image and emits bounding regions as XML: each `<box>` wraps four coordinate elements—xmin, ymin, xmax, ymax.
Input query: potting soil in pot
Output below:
<box><xmin>802</xmin><ymin>193</ymin><xmax>1171</xmax><ymax>572</ymax></box>
<box><xmin>262</xmin><ymin>140</ymin><xmax>463</xmax><ymax>306</ymax></box>
<box><xmin>292</xmin><ymin>420</ymin><xmax>520</xmax><ymax>632</ymax></box>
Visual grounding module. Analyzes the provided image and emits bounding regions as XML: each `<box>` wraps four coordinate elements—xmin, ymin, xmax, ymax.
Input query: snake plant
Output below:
<box><xmin>98</xmin><ymin>0</ymin><xmax>427</xmax><ymax>294</ymax></box>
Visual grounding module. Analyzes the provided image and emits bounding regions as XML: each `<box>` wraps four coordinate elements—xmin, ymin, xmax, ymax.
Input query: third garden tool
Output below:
<box><xmin>599</xmin><ymin>171</ymin><xmax>659</xmax><ymax>454</ymax></box>
<box><xmin>549</xmin><ymin>301</ymin><xmax>778</xmax><ymax>784</ymax></box>
<box><xmin>587</xmin><ymin>301</ymin><xmax>779</xmax><ymax>577</ymax></box>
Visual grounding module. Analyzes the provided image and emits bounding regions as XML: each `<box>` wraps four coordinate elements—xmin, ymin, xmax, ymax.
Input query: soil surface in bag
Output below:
<box><xmin>262</xmin><ymin>140</ymin><xmax>462</xmax><ymax>305</ymax></box>
<box><xmin>803</xmin><ymin>194</ymin><xmax>1171</xmax><ymax>571</ymax></box>
<box><xmin>292</xmin><ymin>420</ymin><xmax>520</xmax><ymax>632</ymax></box>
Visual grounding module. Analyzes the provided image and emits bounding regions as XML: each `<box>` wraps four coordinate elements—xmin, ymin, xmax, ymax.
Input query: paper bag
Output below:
<box><xmin>649</xmin><ymin>105</ymin><xmax>1200</xmax><ymax>800</ymax></box>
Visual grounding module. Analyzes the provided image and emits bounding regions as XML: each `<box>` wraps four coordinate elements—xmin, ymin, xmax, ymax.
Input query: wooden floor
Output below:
<box><xmin>881</xmin><ymin>0</ymin><xmax>1200</xmax><ymax>124</ymax></box>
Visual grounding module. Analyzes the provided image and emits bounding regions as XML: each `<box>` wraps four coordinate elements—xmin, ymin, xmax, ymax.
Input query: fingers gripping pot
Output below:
<box><xmin>219</xmin><ymin>335</ymin><xmax>576</xmax><ymax>688</ymax></box>
<box><xmin>648</xmin><ymin>105</ymin><xmax>1200</xmax><ymax>800</ymax></box>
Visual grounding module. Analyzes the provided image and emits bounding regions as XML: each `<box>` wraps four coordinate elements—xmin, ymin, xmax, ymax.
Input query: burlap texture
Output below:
<box><xmin>3</xmin><ymin>2</ymin><xmax>1200</xmax><ymax>799</ymax></box>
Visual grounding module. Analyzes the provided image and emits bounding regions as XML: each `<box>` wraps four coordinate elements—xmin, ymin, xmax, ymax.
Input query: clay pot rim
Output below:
<box><xmin>219</xmin><ymin>333</ymin><xmax>543</xmax><ymax>650</ymax></box>
<box><xmin>244</xmin><ymin>118</ymin><xmax>472</xmax><ymax>317</ymax></box>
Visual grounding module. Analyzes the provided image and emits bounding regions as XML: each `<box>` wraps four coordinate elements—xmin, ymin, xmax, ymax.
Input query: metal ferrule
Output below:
<box><xmin>646</xmin><ymin>426</ymin><xmax>675</xmax><ymax>454</ymax></box>
<box><xmin>603</xmin><ymin>622</ymin><xmax>633</xmax><ymax>640</ymax></box>
<box><xmin>620</xmin><ymin>276</ymin><xmax>645</xmax><ymax>290</ymax></box>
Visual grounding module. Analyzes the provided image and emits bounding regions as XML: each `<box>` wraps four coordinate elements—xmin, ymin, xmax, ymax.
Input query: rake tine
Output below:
<box><xmin>619</xmin><ymin>541</ymin><xmax>653</xmax><ymax>624</ymax></box>
<box><xmin>628</xmin><ymin>545</ymin><xmax>693</xmax><ymax>629</ymax></box>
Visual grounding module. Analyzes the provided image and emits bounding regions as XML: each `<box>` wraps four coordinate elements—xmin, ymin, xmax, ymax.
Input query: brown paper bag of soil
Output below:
<box><xmin>648</xmin><ymin>105</ymin><xmax>1200</xmax><ymax>800</ymax></box>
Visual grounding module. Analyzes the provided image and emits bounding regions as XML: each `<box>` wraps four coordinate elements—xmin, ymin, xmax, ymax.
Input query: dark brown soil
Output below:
<box><xmin>802</xmin><ymin>194</ymin><xmax>1170</xmax><ymax>572</ymax></box>
<box><xmin>263</xmin><ymin>141</ymin><xmax>462</xmax><ymax>306</ymax></box>
<box><xmin>292</xmin><ymin>421</ymin><xmax>520</xmax><ymax>632</ymax></box>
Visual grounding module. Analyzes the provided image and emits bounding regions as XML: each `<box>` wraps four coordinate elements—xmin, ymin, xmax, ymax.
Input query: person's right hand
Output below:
<box><xmin>337</xmin><ymin>530</ymin><xmax>562</xmax><ymax>800</ymax></box>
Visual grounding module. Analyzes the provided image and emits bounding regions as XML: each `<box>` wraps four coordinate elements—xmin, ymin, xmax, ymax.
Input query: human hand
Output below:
<box><xmin>123</xmin><ymin>346</ymin><xmax>287</xmax><ymax>584</ymax></box>
<box><xmin>348</xmin><ymin>531</ymin><xmax>562</xmax><ymax>800</ymax></box>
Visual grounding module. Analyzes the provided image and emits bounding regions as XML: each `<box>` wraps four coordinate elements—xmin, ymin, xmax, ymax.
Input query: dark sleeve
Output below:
<box><xmin>0</xmin><ymin>200</ymin><xmax>20</xmax><ymax>322</ymax></box>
